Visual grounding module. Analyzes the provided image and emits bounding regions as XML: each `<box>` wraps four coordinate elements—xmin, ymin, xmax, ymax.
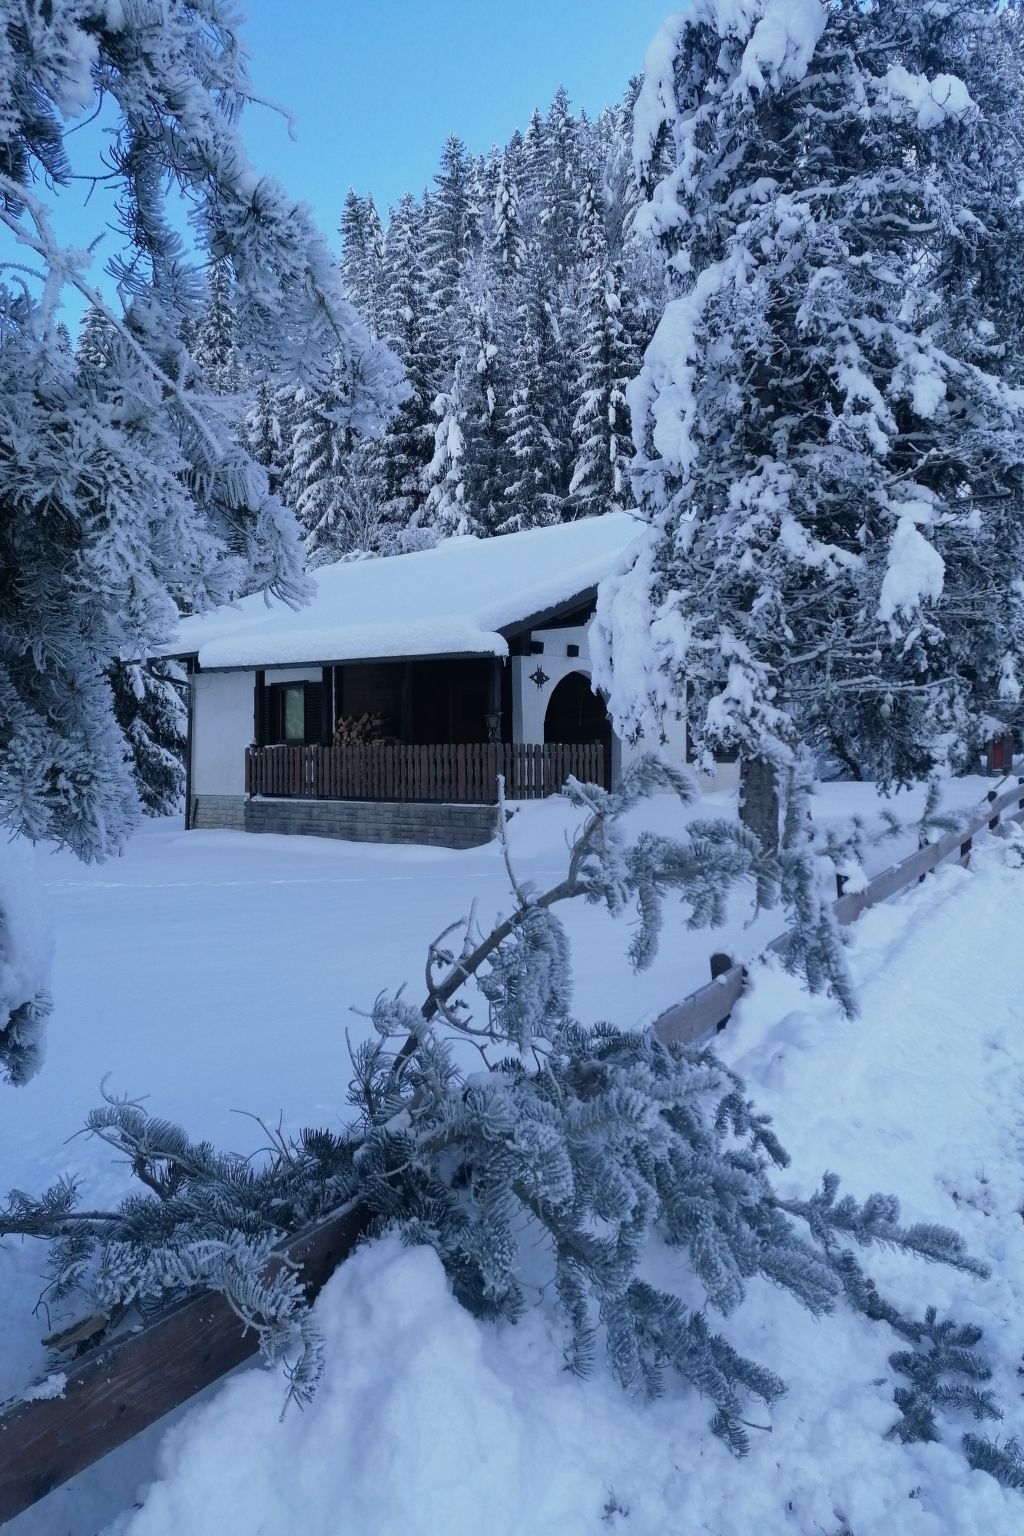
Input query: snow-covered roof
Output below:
<box><xmin>162</xmin><ymin>512</ymin><xmax>643</xmax><ymax>669</ymax></box>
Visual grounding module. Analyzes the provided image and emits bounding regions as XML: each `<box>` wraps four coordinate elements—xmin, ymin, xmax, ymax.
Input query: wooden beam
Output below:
<box><xmin>183</xmin><ymin>657</ymin><xmax>195</xmax><ymax>831</ymax></box>
<box><xmin>320</xmin><ymin>666</ymin><xmax>334</xmax><ymax>742</ymax></box>
<box><xmin>0</xmin><ymin>1203</ymin><xmax>370</xmax><ymax>1527</ymax></box>
<box><xmin>253</xmin><ymin>669</ymin><xmax>266</xmax><ymax>748</ymax></box>
<box><xmin>654</xmin><ymin>963</ymin><xmax>746</xmax><ymax>1046</ymax></box>
<box><xmin>655</xmin><ymin>778</ymin><xmax>1024</xmax><ymax>1048</ymax></box>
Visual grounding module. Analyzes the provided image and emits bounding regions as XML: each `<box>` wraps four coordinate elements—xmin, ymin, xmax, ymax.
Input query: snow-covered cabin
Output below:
<box><xmin>163</xmin><ymin>512</ymin><xmax>685</xmax><ymax>848</ymax></box>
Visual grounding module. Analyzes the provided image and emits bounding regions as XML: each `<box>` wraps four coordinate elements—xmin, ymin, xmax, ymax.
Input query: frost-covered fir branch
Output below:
<box><xmin>0</xmin><ymin>1</ymin><xmax>407</xmax><ymax>865</ymax></box>
<box><xmin>963</xmin><ymin>1434</ymin><xmax>1024</xmax><ymax>1491</ymax></box>
<box><xmin>0</xmin><ymin>1</ymin><xmax>411</xmax><ymax>1082</ymax></box>
<box><xmin>393</xmin><ymin>754</ymin><xmax>795</xmax><ymax>1070</ymax></box>
<box><xmin>6</xmin><ymin>1018</ymin><xmax>992</xmax><ymax>1457</ymax></box>
<box><xmin>887</xmin><ymin>1310</ymin><xmax>1000</xmax><ymax>1445</ymax></box>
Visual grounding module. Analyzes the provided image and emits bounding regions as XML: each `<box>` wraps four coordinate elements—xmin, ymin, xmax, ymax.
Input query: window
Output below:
<box><xmin>283</xmin><ymin>686</ymin><xmax>305</xmax><ymax>742</ymax></box>
<box><xmin>260</xmin><ymin>680</ymin><xmax>325</xmax><ymax>746</ymax></box>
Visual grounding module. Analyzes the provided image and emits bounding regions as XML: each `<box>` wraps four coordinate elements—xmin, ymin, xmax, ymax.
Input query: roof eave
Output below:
<box><xmin>497</xmin><ymin>585</ymin><xmax>598</xmax><ymax>641</ymax></box>
<box><xmin>181</xmin><ymin>647</ymin><xmax>507</xmax><ymax>674</ymax></box>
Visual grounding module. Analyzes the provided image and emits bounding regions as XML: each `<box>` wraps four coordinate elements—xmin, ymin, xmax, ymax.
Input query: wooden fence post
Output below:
<box><xmin>739</xmin><ymin>757</ymin><xmax>780</xmax><ymax>854</ymax></box>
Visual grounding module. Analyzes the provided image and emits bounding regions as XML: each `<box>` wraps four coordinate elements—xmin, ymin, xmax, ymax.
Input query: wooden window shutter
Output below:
<box><xmin>321</xmin><ymin>667</ymin><xmax>334</xmax><ymax>741</ymax></box>
<box><xmin>303</xmin><ymin>682</ymin><xmax>324</xmax><ymax>744</ymax></box>
<box><xmin>255</xmin><ymin>671</ymin><xmax>273</xmax><ymax>746</ymax></box>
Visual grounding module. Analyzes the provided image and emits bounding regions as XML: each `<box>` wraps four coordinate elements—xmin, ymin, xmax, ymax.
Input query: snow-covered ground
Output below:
<box><xmin>3</xmin><ymin>773</ymin><xmax>1022</xmax><ymax>1534</ymax></box>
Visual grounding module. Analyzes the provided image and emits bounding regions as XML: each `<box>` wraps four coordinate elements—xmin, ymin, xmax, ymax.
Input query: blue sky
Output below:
<box><xmin>236</xmin><ymin>0</ymin><xmax>671</xmax><ymax>224</ymax></box>
<box><xmin>45</xmin><ymin>1</ymin><xmax>670</xmax><ymax>325</ymax></box>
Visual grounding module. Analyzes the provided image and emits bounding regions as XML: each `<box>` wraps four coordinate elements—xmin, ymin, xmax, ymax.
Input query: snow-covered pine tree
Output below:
<box><xmin>339</xmin><ymin>189</ymin><xmax>385</xmax><ymax>331</ymax></box>
<box><xmin>241</xmin><ymin>379</ymin><xmax>282</xmax><ymax>489</ymax></box>
<box><xmin>593</xmin><ymin>94</ymin><xmax>638</xmax><ymax>262</ymax></box>
<box><xmin>595</xmin><ymin>0</ymin><xmax>1024</xmax><ymax>792</ymax></box>
<box><xmin>499</xmin><ymin>249</ymin><xmax>567</xmax><ymax>533</ymax></box>
<box><xmin>291</xmin><ymin>354</ymin><xmax>367</xmax><ymax>564</ymax></box>
<box><xmin>569</xmin><ymin>167</ymin><xmax>638</xmax><ymax>519</ymax></box>
<box><xmin>519</xmin><ymin>107</ymin><xmax>548</xmax><ymax>226</ymax></box>
<box><xmin>193</xmin><ymin>260</ymin><xmax>241</xmax><ymax>395</ymax></box>
<box><xmin>478</xmin><ymin>145</ymin><xmax>502</xmax><ymax>216</ymax></box>
<box><xmin>569</xmin><ymin>257</ymin><xmax>636</xmax><ymax>519</ymax></box>
<box><xmin>423</xmin><ymin>362</ymin><xmax>473</xmax><ymax>539</ymax></box>
<box><xmin>75</xmin><ymin>305</ymin><xmax>114</xmax><ymax>369</ymax></box>
<box><xmin>376</xmin><ymin>193</ymin><xmax>438</xmax><ymax>533</ymax></box>
<box><xmin>492</xmin><ymin>152</ymin><xmax>526</xmax><ymax>283</ymax></box>
<box><xmin>424</xmin><ymin>275</ymin><xmax>509</xmax><ymax>538</ymax></box>
<box><xmin>290</xmin><ymin>383</ymin><xmax>339</xmax><ymax>560</ymax></box>
<box><xmin>458</xmin><ymin>287</ymin><xmax>511</xmax><ymax>535</ymax></box>
<box><xmin>109</xmin><ymin>660</ymin><xmax>187</xmax><ymax>818</ymax></box>
<box><xmin>315</xmin><ymin>441</ymin><xmax>392</xmax><ymax>558</ymax></box>
<box><xmin>426</xmin><ymin>135</ymin><xmax>481</xmax><ymax>378</ymax></box>
<box><xmin>265</xmin><ymin>381</ymin><xmax>307</xmax><ymax>515</ymax></box>
<box><xmin>0</xmin><ymin>2</ymin><xmax>405</xmax><ymax>1086</ymax></box>
<box><xmin>540</xmin><ymin>86</ymin><xmax>583</xmax><ymax>276</ymax></box>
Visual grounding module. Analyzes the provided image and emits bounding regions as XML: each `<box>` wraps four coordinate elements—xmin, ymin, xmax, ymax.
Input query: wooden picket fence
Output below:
<box><xmin>2</xmin><ymin>775</ymin><xmax>1023</xmax><ymax>1526</ymax></box>
<box><xmin>244</xmin><ymin>740</ymin><xmax>605</xmax><ymax>802</ymax></box>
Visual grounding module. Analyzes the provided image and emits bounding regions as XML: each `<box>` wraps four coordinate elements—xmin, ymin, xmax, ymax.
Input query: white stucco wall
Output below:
<box><xmin>191</xmin><ymin>666</ymin><xmax>326</xmax><ymax>798</ymax></box>
<box><xmin>510</xmin><ymin>624</ymin><xmax>688</xmax><ymax>787</ymax></box>
<box><xmin>511</xmin><ymin>624</ymin><xmax>594</xmax><ymax>746</ymax></box>
<box><xmin>191</xmin><ymin>669</ymin><xmax>256</xmax><ymax>797</ymax></box>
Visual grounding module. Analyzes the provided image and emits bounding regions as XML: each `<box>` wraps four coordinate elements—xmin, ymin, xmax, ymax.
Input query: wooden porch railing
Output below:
<box><xmin>244</xmin><ymin>741</ymin><xmax>605</xmax><ymax>802</ymax></box>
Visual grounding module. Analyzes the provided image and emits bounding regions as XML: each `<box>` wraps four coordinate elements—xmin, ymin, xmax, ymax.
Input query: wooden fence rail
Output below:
<box><xmin>0</xmin><ymin>1204</ymin><xmax>370</xmax><ymax>1525</ymax></box>
<box><xmin>2</xmin><ymin>774</ymin><xmax>1022</xmax><ymax>1525</ymax></box>
<box><xmin>244</xmin><ymin>740</ymin><xmax>605</xmax><ymax>802</ymax></box>
<box><xmin>652</xmin><ymin>777</ymin><xmax>1024</xmax><ymax>1048</ymax></box>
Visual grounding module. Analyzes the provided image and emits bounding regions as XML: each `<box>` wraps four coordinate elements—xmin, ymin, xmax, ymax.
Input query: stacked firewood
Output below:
<box><xmin>332</xmin><ymin>712</ymin><xmax>385</xmax><ymax>745</ymax></box>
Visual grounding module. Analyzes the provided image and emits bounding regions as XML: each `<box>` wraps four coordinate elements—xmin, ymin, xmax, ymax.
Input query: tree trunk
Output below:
<box><xmin>739</xmin><ymin>756</ymin><xmax>780</xmax><ymax>854</ymax></box>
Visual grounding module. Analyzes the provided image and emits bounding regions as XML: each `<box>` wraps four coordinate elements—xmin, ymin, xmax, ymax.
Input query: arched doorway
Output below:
<box><xmin>543</xmin><ymin>671</ymin><xmax>612</xmax><ymax>788</ymax></box>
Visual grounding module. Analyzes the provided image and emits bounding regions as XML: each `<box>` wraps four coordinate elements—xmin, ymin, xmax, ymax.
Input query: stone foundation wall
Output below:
<box><xmin>242</xmin><ymin>797</ymin><xmax>497</xmax><ymax>850</ymax></box>
<box><xmin>191</xmin><ymin>794</ymin><xmax>246</xmax><ymax>831</ymax></box>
